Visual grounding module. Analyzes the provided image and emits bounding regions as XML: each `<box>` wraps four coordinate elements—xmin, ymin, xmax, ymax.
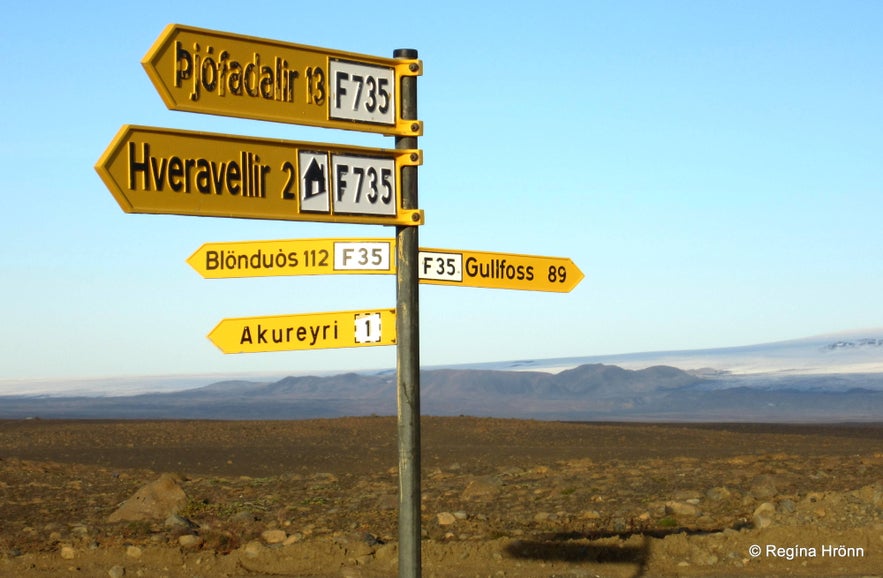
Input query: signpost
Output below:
<box><xmin>208</xmin><ymin>308</ymin><xmax>396</xmax><ymax>354</ymax></box>
<box><xmin>98</xmin><ymin>25</ymin><xmax>587</xmax><ymax>577</ymax></box>
<box><xmin>143</xmin><ymin>24</ymin><xmax>423</xmax><ymax>136</ymax></box>
<box><xmin>187</xmin><ymin>238</ymin><xmax>394</xmax><ymax>278</ymax></box>
<box><xmin>96</xmin><ymin>125</ymin><xmax>423</xmax><ymax>226</ymax></box>
<box><xmin>188</xmin><ymin>239</ymin><xmax>585</xmax><ymax>293</ymax></box>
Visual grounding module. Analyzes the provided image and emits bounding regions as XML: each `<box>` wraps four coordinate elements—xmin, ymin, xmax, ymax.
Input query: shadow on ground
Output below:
<box><xmin>505</xmin><ymin>524</ymin><xmax>752</xmax><ymax>578</ymax></box>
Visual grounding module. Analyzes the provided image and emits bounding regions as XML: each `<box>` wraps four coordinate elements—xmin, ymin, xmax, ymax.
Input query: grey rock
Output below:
<box><xmin>749</xmin><ymin>474</ymin><xmax>779</xmax><ymax>500</ymax></box>
<box><xmin>706</xmin><ymin>486</ymin><xmax>731</xmax><ymax>501</ymax></box>
<box><xmin>164</xmin><ymin>514</ymin><xmax>196</xmax><ymax>529</ymax></box>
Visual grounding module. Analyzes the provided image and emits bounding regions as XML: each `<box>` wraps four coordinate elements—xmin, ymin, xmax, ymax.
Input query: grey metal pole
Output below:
<box><xmin>394</xmin><ymin>48</ymin><xmax>421</xmax><ymax>578</ymax></box>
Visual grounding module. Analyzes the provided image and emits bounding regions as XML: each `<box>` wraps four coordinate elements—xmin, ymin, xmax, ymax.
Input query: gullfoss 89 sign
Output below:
<box><xmin>143</xmin><ymin>24</ymin><xmax>423</xmax><ymax>136</ymax></box>
<box><xmin>418</xmin><ymin>248</ymin><xmax>584</xmax><ymax>292</ymax></box>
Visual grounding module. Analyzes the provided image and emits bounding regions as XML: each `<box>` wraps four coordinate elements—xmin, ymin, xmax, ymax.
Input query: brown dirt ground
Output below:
<box><xmin>0</xmin><ymin>417</ymin><xmax>881</xmax><ymax>577</ymax></box>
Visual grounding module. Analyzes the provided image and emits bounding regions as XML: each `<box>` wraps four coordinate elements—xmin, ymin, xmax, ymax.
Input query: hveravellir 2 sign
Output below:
<box><xmin>95</xmin><ymin>125</ymin><xmax>423</xmax><ymax>226</ymax></box>
<box><xmin>143</xmin><ymin>24</ymin><xmax>423</xmax><ymax>136</ymax></box>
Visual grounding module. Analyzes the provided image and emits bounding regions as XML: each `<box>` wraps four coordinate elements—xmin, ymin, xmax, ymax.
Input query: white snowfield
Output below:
<box><xmin>3</xmin><ymin>329</ymin><xmax>883</xmax><ymax>397</ymax></box>
<box><xmin>459</xmin><ymin>329</ymin><xmax>883</xmax><ymax>377</ymax></box>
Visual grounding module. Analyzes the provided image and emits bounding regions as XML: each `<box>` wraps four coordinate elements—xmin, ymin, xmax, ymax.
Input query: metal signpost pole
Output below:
<box><xmin>394</xmin><ymin>48</ymin><xmax>422</xmax><ymax>577</ymax></box>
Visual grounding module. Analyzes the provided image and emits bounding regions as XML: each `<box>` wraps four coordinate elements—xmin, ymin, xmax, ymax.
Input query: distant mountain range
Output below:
<box><xmin>2</xmin><ymin>330</ymin><xmax>883</xmax><ymax>421</ymax></box>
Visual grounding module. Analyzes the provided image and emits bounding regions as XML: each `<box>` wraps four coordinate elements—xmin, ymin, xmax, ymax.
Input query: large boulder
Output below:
<box><xmin>108</xmin><ymin>473</ymin><xmax>187</xmax><ymax>523</ymax></box>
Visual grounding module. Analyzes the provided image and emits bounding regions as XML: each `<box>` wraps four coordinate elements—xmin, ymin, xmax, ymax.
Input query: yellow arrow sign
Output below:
<box><xmin>208</xmin><ymin>308</ymin><xmax>396</xmax><ymax>354</ymax></box>
<box><xmin>188</xmin><ymin>238</ymin><xmax>394</xmax><ymax>278</ymax></box>
<box><xmin>96</xmin><ymin>125</ymin><xmax>423</xmax><ymax>226</ymax></box>
<box><xmin>188</xmin><ymin>238</ymin><xmax>583</xmax><ymax>292</ymax></box>
<box><xmin>143</xmin><ymin>24</ymin><xmax>422</xmax><ymax>136</ymax></box>
<box><xmin>417</xmin><ymin>248</ymin><xmax>584</xmax><ymax>292</ymax></box>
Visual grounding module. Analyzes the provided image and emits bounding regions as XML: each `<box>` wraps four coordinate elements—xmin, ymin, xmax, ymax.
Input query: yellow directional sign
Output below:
<box><xmin>188</xmin><ymin>237</ymin><xmax>583</xmax><ymax>292</ymax></box>
<box><xmin>143</xmin><ymin>24</ymin><xmax>423</xmax><ymax>136</ymax></box>
<box><xmin>96</xmin><ymin>125</ymin><xmax>423</xmax><ymax>226</ymax></box>
<box><xmin>417</xmin><ymin>248</ymin><xmax>584</xmax><ymax>292</ymax></box>
<box><xmin>188</xmin><ymin>238</ymin><xmax>394</xmax><ymax>278</ymax></box>
<box><xmin>208</xmin><ymin>308</ymin><xmax>397</xmax><ymax>354</ymax></box>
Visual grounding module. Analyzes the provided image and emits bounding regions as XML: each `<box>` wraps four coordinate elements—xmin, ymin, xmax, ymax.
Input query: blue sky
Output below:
<box><xmin>1</xmin><ymin>1</ymin><xmax>881</xmax><ymax>385</ymax></box>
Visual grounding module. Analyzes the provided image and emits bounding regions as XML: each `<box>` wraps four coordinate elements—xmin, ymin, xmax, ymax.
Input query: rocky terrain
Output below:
<box><xmin>0</xmin><ymin>417</ymin><xmax>881</xmax><ymax>577</ymax></box>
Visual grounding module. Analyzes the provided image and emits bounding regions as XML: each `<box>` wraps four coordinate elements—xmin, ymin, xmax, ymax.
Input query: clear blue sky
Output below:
<box><xmin>2</xmin><ymin>1</ymin><xmax>881</xmax><ymax>385</ymax></box>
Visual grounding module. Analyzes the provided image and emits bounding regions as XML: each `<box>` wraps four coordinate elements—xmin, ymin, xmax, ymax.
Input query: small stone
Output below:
<box><xmin>283</xmin><ymin>533</ymin><xmax>302</xmax><ymax>545</ymax></box>
<box><xmin>231</xmin><ymin>511</ymin><xmax>256</xmax><ymax>523</ymax></box>
<box><xmin>437</xmin><ymin>512</ymin><xmax>456</xmax><ymax>526</ymax></box>
<box><xmin>752</xmin><ymin>502</ymin><xmax>776</xmax><ymax>529</ymax></box>
<box><xmin>108</xmin><ymin>565</ymin><xmax>125</xmax><ymax>578</ymax></box>
<box><xmin>59</xmin><ymin>545</ymin><xmax>76</xmax><ymax>560</ymax></box>
<box><xmin>126</xmin><ymin>545</ymin><xmax>142</xmax><ymax>559</ymax></box>
<box><xmin>243</xmin><ymin>540</ymin><xmax>265</xmax><ymax>558</ymax></box>
<box><xmin>178</xmin><ymin>534</ymin><xmax>203</xmax><ymax>549</ymax></box>
<box><xmin>261</xmin><ymin>529</ymin><xmax>288</xmax><ymax>544</ymax></box>
<box><xmin>665</xmin><ymin>501</ymin><xmax>699</xmax><ymax>517</ymax></box>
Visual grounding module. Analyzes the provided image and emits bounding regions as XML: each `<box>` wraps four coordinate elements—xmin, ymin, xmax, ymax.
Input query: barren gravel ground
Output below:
<box><xmin>1</xmin><ymin>417</ymin><xmax>881</xmax><ymax>577</ymax></box>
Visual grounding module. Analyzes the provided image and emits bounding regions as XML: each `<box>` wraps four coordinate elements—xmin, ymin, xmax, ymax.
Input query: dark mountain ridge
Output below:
<box><xmin>2</xmin><ymin>364</ymin><xmax>881</xmax><ymax>421</ymax></box>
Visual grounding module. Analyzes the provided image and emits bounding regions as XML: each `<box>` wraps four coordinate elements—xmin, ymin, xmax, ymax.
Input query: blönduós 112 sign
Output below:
<box><xmin>187</xmin><ymin>238</ymin><xmax>394</xmax><ymax>278</ymax></box>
